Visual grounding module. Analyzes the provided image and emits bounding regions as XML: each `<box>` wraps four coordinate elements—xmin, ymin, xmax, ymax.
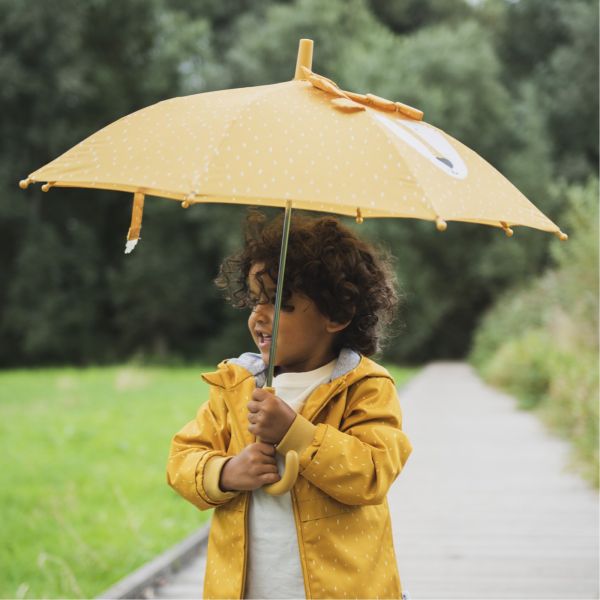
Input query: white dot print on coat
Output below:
<box><xmin>373</xmin><ymin>113</ymin><xmax>468</xmax><ymax>179</ymax></box>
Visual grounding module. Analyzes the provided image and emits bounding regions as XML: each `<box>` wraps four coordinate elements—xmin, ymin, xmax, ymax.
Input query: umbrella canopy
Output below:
<box><xmin>21</xmin><ymin>39</ymin><xmax>567</xmax><ymax>243</ymax></box>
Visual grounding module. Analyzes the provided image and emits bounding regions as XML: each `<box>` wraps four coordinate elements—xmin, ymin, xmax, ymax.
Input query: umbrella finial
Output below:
<box><xmin>294</xmin><ymin>39</ymin><xmax>313</xmax><ymax>80</ymax></box>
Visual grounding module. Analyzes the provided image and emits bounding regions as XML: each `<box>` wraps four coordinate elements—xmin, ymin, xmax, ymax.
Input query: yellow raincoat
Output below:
<box><xmin>167</xmin><ymin>349</ymin><xmax>412</xmax><ymax>599</ymax></box>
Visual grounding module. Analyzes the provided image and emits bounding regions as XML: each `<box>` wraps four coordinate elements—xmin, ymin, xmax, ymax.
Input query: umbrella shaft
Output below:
<box><xmin>266</xmin><ymin>200</ymin><xmax>293</xmax><ymax>387</ymax></box>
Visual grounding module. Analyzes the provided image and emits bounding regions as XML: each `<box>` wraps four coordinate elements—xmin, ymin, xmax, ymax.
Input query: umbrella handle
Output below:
<box><xmin>256</xmin><ymin>385</ymin><xmax>299</xmax><ymax>496</ymax></box>
<box><xmin>262</xmin><ymin>447</ymin><xmax>299</xmax><ymax>496</ymax></box>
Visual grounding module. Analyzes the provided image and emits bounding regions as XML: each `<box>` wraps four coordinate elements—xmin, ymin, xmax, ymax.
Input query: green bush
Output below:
<box><xmin>481</xmin><ymin>329</ymin><xmax>562</xmax><ymax>410</ymax></box>
<box><xmin>469</xmin><ymin>178</ymin><xmax>599</xmax><ymax>487</ymax></box>
<box><xmin>545</xmin><ymin>351</ymin><xmax>599</xmax><ymax>483</ymax></box>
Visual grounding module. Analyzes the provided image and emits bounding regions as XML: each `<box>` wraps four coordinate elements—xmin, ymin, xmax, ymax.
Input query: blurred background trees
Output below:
<box><xmin>1</xmin><ymin>0</ymin><xmax>597</xmax><ymax>367</ymax></box>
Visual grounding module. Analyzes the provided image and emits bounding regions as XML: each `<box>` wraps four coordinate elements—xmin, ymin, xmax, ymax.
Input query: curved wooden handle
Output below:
<box><xmin>263</xmin><ymin>449</ymin><xmax>299</xmax><ymax>496</ymax></box>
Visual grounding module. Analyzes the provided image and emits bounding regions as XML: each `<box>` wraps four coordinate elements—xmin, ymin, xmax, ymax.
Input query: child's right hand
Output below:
<box><xmin>219</xmin><ymin>442</ymin><xmax>281</xmax><ymax>492</ymax></box>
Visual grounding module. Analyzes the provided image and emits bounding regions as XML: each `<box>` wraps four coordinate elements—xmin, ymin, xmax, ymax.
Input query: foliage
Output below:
<box><xmin>0</xmin><ymin>0</ymin><xmax>597</xmax><ymax>366</ymax></box>
<box><xmin>496</xmin><ymin>0</ymin><xmax>599</xmax><ymax>180</ymax></box>
<box><xmin>0</xmin><ymin>365</ymin><xmax>210</xmax><ymax>598</ymax></box>
<box><xmin>367</xmin><ymin>0</ymin><xmax>472</xmax><ymax>34</ymax></box>
<box><xmin>470</xmin><ymin>178</ymin><xmax>599</xmax><ymax>486</ymax></box>
<box><xmin>0</xmin><ymin>0</ymin><xmax>253</xmax><ymax>365</ymax></box>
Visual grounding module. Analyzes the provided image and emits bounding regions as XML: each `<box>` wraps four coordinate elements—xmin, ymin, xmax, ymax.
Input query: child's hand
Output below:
<box><xmin>219</xmin><ymin>442</ymin><xmax>281</xmax><ymax>491</ymax></box>
<box><xmin>247</xmin><ymin>388</ymin><xmax>296</xmax><ymax>444</ymax></box>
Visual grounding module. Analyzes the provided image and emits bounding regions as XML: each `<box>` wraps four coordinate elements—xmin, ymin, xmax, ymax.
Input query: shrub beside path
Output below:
<box><xmin>150</xmin><ymin>362</ymin><xmax>598</xmax><ymax>599</ymax></box>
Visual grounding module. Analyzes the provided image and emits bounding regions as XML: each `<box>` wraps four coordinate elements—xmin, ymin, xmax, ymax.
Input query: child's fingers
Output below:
<box><xmin>252</xmin><ymin>451</ymin><xmax>277</xmax><ymax>466</ymax></box>
<box><xmin>247</xmin><ymin>411</ymin><xmax>262</xmax><ymax>424</ymax></box>
<box><xmin>261</xmin><ymin>471</ymin><xmax>281</xmax><ymax>484</ymax></box>
<box><xmin>257</xmin><ymin>463</ymin><xmax>279</xmax><ymax>475</ymax></box>
<box><xmin>252</xmin><ymin>388</ymin><xmax>273</xmax><ymax>402</ymax></box>
<box><xmin>247</xmin><ymin>400</ymin><xmax>261</xmax><ymax>413</ymax></box>
<box><xmin>255</xmin><ymin>441</ymin><xmax>276</xmax><ymax>456</ymax></box>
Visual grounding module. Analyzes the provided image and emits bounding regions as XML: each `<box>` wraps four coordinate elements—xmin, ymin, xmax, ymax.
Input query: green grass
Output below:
<box><xmin>0</xmin><ymin>366</ymin><xmax>211</xmax><ymax>599</ymax></box>
<box><xmin>0</xmin><ymin>362</ymin><xmax>419</xmax><ymax>599</ymax></box>
<box><xmin>384</xmin><ymin>364</ymin><xmax>418</xmax><ymax>391</ymax></box>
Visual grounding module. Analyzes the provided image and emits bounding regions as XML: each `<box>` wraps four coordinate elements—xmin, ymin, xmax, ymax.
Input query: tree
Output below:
<box><xmin>1</xmin><ymin>0</ymin><xmax>595</xmax><ymax>365</ymax></box>
<box><xmin>496</xmin><ymin>0</ymin><xmax>599</xmax><ymax>180</ymax></box>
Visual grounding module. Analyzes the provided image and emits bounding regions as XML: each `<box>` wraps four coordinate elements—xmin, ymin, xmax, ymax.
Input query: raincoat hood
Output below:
<box><xmin>201</xmin><ymin>347</ymin><xmax>371</xmax><ymax>389</ymax></box>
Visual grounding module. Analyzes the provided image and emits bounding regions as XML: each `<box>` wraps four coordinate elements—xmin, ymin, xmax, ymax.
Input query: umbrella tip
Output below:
<box><xmin>435</xmin><ymin>217</ymin><xmax>447</xmax><ymax>232</ymax></box>
<box><xmin>125</xmin><ymin>192</ymin><xmax>145</xmax><ymax>254</ymax></box>
<box><xmin>500</xmin><ymin>221</ymin><xmax>514</xmax><ymax>237</ymax></box>
<box><xmin>181</xmin><ymin>194</ymin><xmax>195</xmax><ymax>209</ymax></box>
<box><xmin>19</xmin><ymin>177</ymin><xmax>33</xmax><ymax>189</ymax></box>
<box><xmin>555</xmin><ymin>230</ymin><xmax>568</xmax><ymax>241</ymax></box>
<box><xmin>124</xmin><ymin>238</ymin><xmax>140</xmax><ymax>254</ymax></box>
<box><xmin>294</xmin><ymin>39</ymin><xmax>313</xmax><ymax>80</ymax></box>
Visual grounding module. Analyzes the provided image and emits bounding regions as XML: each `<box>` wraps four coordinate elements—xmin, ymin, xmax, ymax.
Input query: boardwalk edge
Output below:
<box><xmin>96</xmin><ymin>524</ymin><xmax>210</xmax><ymax>599</ymax></box>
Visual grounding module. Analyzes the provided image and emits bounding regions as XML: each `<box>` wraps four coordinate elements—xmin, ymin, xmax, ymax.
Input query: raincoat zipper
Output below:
<box><xmin>290</xmin><ymin>487</ymin><xmax>311</xmax><ymax>599</ymax></box>
<box><xmin>241</xmin><ymin>492</ymin><xmax>250</xmax><ymax>598</ymax></box>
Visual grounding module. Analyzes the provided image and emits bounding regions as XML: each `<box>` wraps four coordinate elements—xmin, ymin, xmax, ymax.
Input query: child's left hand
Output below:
<box><xmin>247</xmin><ymin>388</ymin><xmax>297</xmax><ymax>444</ymax></box>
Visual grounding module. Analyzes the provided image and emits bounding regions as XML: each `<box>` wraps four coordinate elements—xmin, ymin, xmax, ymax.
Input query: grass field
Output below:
<box><xmin>0</xmin><ymin>363</ymin><xmax>417</xmax><ymax>599</ymax></box>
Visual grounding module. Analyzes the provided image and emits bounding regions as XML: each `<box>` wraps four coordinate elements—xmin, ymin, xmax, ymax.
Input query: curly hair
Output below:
<box><xmin>215</xmin><ymin>209</ymin><xmax>401</xmax><ymax>356</ymax></box>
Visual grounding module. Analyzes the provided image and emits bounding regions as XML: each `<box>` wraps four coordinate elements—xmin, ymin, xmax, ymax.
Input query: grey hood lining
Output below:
<box><xmin>228</xmin><ymin>347</ymin><xmax>361</xmax><ymax>388</ymax></box>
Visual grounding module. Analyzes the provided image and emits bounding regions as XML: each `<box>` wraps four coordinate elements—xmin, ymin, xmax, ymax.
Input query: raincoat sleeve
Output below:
<box><xmin>167</xmin><ymin>386</ymin><xmax>239</xmax><ymax>510</ymax></box>
<box><xmin>277</xmin><ymin>376</ymin><xmax>412</xmax><ymax>506</ymax></box>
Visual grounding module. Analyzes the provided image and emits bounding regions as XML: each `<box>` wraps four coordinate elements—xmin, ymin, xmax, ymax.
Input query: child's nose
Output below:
<box><xmin>253</xmin><ymin>302</ymin><xmax>273</xmax><ymax>322</ymax></box>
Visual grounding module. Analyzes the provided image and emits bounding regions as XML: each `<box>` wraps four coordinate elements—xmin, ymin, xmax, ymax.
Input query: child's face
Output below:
<box><xmin>247</xmin><ymin>263</ymin><xmax>347</xmax><ymax>373</ymax></box>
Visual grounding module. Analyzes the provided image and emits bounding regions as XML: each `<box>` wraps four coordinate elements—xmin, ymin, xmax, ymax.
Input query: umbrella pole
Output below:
<box><xmin>266</xmin><ymin>200</ymin><xmax>293</xmax><ymax>387</ymax></box>
<box><xmin>260</xmin><ymin>199</ymin><xmax>300</xmax><ymax>497</ymax></box>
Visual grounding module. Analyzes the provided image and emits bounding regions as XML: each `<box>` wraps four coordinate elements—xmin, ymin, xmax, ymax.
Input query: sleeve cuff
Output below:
<box><xmin>203</xmin><ymin>455</ymin><xmax>239</xmax><ymax>502</ymax></box>
<box><xmin>276</xmin><ymin>414</ymin><xmax>317</xmax><ymax>457</ymax></box>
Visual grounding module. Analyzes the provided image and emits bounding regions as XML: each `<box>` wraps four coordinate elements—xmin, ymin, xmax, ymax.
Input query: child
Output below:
<box><xmin>167</xmin><ymin>210</ymin><xmax>412</xmax><ymax>599</ymax></box>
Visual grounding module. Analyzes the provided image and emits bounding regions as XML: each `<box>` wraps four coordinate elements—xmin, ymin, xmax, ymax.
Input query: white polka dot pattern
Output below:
<box><xmin>28</xmin><ymin>79</ymin><xmax>561</xmax><ymax>234</ymax></box>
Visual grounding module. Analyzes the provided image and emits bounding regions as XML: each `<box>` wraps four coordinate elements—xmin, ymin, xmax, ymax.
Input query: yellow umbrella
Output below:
<box><xmin>20</xmin><ymin>39</ymin><xmax>567</xmax><ymax>242</ymax></box>
<box><xmin>19</xmin><ymin>38</ymin><xmax>567</xmax><ymax>495</ymax></box>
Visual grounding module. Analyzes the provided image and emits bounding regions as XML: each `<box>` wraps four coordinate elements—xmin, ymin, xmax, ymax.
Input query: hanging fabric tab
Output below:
<box><xmin>124</xmin><ymin>192</ymin><xmax>145</xmax><ymax>254</ymax></box>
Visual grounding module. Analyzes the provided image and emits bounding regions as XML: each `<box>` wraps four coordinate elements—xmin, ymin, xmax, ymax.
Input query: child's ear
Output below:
<box><xmin>325</xmin><ymin>318</ymin><xmax>352</xmax><ymax>334</ymax></box>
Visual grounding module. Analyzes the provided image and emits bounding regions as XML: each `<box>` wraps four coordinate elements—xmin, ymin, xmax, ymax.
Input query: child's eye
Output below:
<box><xmin>247</xmin><ymin>294</ymin><xmax>293</xmax><ymax>312</ymax></box>
<box><xmin>268</xmin><ymin>295</ymin><xmax>295</xmax><ymax>311</ymax></box>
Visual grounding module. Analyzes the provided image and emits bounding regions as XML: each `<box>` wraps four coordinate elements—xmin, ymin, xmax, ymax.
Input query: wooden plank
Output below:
<box><xmin>97</xmin><ymin>527</ymin><xmax>208</xmax><ymax>599</ymax></box>
<box><xmin>390</xmin><ymin>362</ymin><xmax>599</xmax><ymax>600</ymax></box>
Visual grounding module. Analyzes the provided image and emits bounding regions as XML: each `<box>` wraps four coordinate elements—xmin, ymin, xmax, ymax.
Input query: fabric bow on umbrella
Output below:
<box><xmin>19</xmin><ymin>38</ymin><xmax>567</xmax><ymax>495</ymax></box>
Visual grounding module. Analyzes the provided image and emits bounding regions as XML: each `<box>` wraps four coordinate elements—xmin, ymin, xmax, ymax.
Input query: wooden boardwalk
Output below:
<box><xmin>153</xmin><ymin>362</ymin><xmax>599</xmax><ymax>599</ymax></box>
<box><xmin>154</xmin><ymin>553</ymin><xmax>205</xmax><ymax>599</ymax></box>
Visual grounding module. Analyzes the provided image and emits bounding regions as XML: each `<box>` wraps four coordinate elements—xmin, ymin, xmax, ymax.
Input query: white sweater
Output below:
<box><xmin>244</xmin><ymin>359</ymin><xmax>337</xmax><ymax>600</ymax></box>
